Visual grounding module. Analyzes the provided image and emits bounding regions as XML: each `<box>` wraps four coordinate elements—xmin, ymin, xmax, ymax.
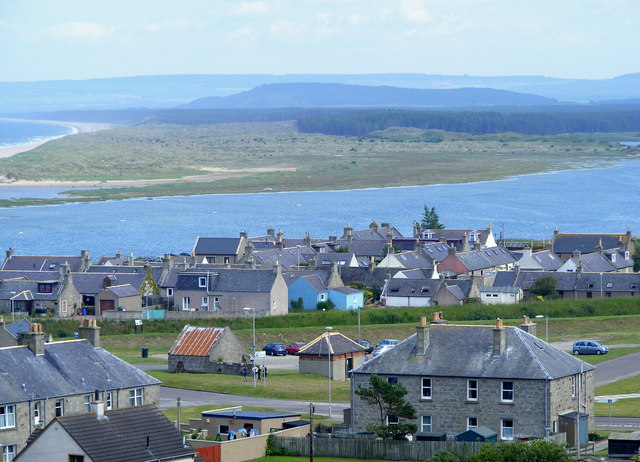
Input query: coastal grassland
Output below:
<box><xmin>0</xmin><ymin>122</ymin><xmax>633</xmax><ymax>205</ymax></box>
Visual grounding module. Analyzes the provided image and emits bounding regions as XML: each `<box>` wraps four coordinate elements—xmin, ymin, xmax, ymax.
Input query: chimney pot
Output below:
<box><xmin>419</xmin><ymin>316</ymin><xmax>427</xmax><ymax>327</ymax></box>
<box><xmin>496</xmin><ymin>318</ymin><xmax>503</xmax><ymax>329</ymax></box>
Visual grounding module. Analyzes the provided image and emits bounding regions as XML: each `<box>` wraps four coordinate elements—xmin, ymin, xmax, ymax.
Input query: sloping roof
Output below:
<box><xmin>553</xmin><ymin>232</ymin><xmax>630</xmax><ymax>254</ymax></box>
<box><xmin>53</xmin><ymin>405</ymin><xmax>196</xmax><ymax>462</ymax></box>
<box><xmin>193</xmin><ymin>237</ymin><xmax>242</xmax><ymax>255</ymax></box>
<box><xmin>329</xmin><ymin>286</ymin><xmax>361</xmax><ymax>295</ymax></box>
<box><xmin>169</xmin><ymin>325</ymin><xmax>225</xmax><ymax>356</ymax></box>
<box><xmin>299</xmin><ymin>331</ymin><xmax>365</xmax><ymax>356</ymax></box>
<box><xmin>353</xmin><ymin>324</ymin><xmax>594</xmax><ymax>380</ymax></box>
<box><xmin>0</xmin><ymin>270</ymin><xmax>60</xmax><ymax>282</ymax></box>
<box><xmin>480</xmin><ymin>286</ymin><xmax>522</xmax><ymax>294</ymax></box>
<box><xmin>104</xmin><ymin>284</ymin><xmax>140</xmax><ymax>298</ymax></box>
<box><xmin>384</xmin><ymin>279</ymin><xmax>441</xmax><ymax>297</ymax></box>
<box><xmin>201</xmin><ymin>410</ymin><xmax>299</xmax><ymax>420</ymax></box>
<box><xmin>73</xmin><ymin>273</ymin><xmax>145</xmax><ymax>296</ymax></box>
<box><xmin>0</xmin><ymin>340</ymin><xmax>160</xmax><ymax>406</ymax></box>
<box><xmin>2</xmin><ymin>255</ymin><xmax>83</xmax><ymax>272</ymax></box>
<box><xmin>175</xmin><ymin>269</ymin><xmax>277</xmax><ymax>292</ymax></box>
<box><xmin>4</xmin><ymin>319</ymin><xmax>31</xmax><ymax>338</ymax></box>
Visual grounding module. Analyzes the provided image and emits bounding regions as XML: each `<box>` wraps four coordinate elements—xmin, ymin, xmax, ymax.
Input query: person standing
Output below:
<box><xmin>257</xmin><ymin>365</ymin><xmax>262</xmax><ymax>380</ymax></box>
<box><xmin>263</xmin><ymin>365</ymin><xmax>268</xmax><ymax>382</ymax></box>
<box><xmin>242</xmin><ymin>365</ymin><xmax>248</xmax><ymax>382</ymax></box>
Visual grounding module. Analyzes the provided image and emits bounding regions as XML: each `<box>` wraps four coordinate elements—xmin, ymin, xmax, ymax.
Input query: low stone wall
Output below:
<box><xmin>168</xmin><ymin>355</ymin><xmax>245</xmax><ymax>375</ymax></box>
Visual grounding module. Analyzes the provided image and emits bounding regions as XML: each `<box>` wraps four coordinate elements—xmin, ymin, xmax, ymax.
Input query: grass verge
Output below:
<box><xmin>595</xmin><ymin>398</ymin><xmax>640</xmax><ymax>418</ymax></box>
<box><xmin>596</xmin><ymin>375</ymin><xmax>640</xmax><ymax>395</ymax></box>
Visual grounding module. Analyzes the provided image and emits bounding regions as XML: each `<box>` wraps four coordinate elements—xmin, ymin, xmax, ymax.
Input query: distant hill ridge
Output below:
<box><xmin>179</xmin><ymin>82</ymin><xmax>558</xmax><ymax>109</ymax></box>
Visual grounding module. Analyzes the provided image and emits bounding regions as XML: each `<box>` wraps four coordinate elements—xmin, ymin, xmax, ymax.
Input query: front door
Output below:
<box><xmin>100</xmin><ymin>299</ymin><xmax>115</xmax><ymax>314</ymax></box>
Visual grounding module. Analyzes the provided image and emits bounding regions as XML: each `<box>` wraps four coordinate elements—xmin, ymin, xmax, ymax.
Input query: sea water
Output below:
<box><xmin>0</xmin><ymin>119</ymin><xmax>74</xmax><ymax>148</ymax></box>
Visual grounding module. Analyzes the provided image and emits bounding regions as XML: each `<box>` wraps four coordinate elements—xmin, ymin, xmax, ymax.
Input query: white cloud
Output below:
<box><xmin>232</xmin><ymin>1</ymin><xmax>269</xmax><ymax>15</ymax></box>
<box><xmin>269</xmin><ymin>20</ymin><xmax>306</xmax><ymax>37</ymax></box>
<box><xmin>348</xmin><ymin>13</ymin><xmax>367</xmax><ymax>26</ymax></box>
<box><xmin>227</xmin><ymin>27</ymin><xmax>252</xmax><ymax>39</ymax></box>
<box><xmin>400</xmin><ymin>0</ymin><xmax>432</xmax><ymax>23</ymax></box>
<box><xmin>49</xmin><ymin>22</ymin><xmax>115</xmax><ymax>41</ymax></box>
<box><xmin>144</xmin><ymin>19</ymin><xmax>189</xmax><ymax>33</ymax></box>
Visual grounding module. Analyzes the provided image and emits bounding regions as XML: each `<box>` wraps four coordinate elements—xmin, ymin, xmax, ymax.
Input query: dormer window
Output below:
<box><xmin>37</xmin><ymin>283</ymin><xmax>53</xmax><ymax>294</ymax></box>
<box><xmin>198</xmin><ymin>277</ymin><xmax>207</xmax><ymax>288</ymax></box>
<box><xmin>625</xmin><ymin>251</ymin><xmax>630</xmax><ymax>259</ymax></box>
<box><xmin>611</xmin><ymin>254</ymin><xmax>616</xmax><ymax>263</ymax></box>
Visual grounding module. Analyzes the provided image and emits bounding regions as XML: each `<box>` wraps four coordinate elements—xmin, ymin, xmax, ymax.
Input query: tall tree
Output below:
<box><xmin>421</xmin><ymin>205</ymin><xmax>445</xmax><ymax>229</ymax></box>
<box><xmin>355</xmin><ymin>374</ymin><xmax>417</xmax><ymax>440</ymax></box>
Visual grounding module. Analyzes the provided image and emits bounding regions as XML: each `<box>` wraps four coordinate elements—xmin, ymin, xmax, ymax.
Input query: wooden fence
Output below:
<box><xmin>275</xmin><ymin>436</ymin><xmax>485</xmax><ymax>461</ymax></box>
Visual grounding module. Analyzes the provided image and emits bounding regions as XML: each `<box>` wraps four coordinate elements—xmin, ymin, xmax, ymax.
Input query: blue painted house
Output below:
<box><xmin>329</xmin><ymin>286</ymin><xmax>364</xmax><ymax>310</ymax></box>
<box><xmin>286</xmin><ymin>264</ymin><xmax>364</xmax><ymax>310</ymax></box>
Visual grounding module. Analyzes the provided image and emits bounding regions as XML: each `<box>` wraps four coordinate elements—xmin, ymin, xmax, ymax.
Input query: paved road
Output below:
<box><xmin>595</xmin><ymin>416</ymin><xmax>640</xmax><ymax>431</ymax></box>
<box><xmin>160</xmin><ymin>386</ymin><xmax>348</xmax><ymax>420</ymax></box>
<box><xmin>593</xmin><ymin>351</ymin><xmax>640</xmax><ymax>387</ymax></box>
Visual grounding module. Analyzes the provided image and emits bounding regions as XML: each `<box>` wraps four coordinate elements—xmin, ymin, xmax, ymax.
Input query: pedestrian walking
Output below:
<box><xmin>252</xmin><ymin>365</ymin><xmax>258</xmax><ymax>379</ymax></box>
<box><xmin>257</xmin><ymin>365</ymin><xmax>262</xmax><ymax>380</ymax></box>
<box><xmin>241</xmin><ymin>365</ymin><xmax>247</xmax><ymax>382</ymax></box>
<box><xmin>263</xmin><ymin>365</ymin><xmax>268</xmax><ymax>382</ymax></box>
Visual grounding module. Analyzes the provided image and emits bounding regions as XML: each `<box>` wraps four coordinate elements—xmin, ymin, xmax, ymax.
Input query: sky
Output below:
<box><xmin>1</xmin><ymin>0</ymin><xmax>638</xmax><ymax>82</ymax></box>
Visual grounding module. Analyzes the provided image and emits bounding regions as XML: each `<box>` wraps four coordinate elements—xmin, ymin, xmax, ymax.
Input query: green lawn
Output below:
<box><xmin>595</xmin><ymin>398</ymin><xmax>640</xmax><ymax>418</ymax></box>
<box><xmin>149</xmin><ymin>369</ymin><xmax>351</xmax><ymax>402</ymax></box>
<box><xmin>577</xmin><ymin>347</ymin><xmax>640</xmax><ymax>365</ymax></box>
<box><xmin>596</xmin><ymin>375</ymin><xmax>640</xmax><ymax>395</ymax></box>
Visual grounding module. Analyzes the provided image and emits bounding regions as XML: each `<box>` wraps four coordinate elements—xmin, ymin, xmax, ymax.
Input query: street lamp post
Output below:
<box><xmin>243</xmin><ymin>307</ymin><xmax>257</xmax><ymax>388</ymax></box>
<box><xmin>535</xmin><ymin>314</ymin><xmax>548</xmax><ymax>343</ymax></box>
<box><xmin>357</xmin><ymin>307</ymin><xmax>361</xmax><ymax>341</ymax></box>
<box><xmin>326</xmin><ymin>326</ymin><xmax>333</xmax><ymax>419</ymax></box>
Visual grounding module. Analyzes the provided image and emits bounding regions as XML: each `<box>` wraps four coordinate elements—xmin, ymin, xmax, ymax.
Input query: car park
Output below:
<box><xmin>263</xmin><ymin>343</ymin><xmax>287</xmax><ymax>356</ymax></box>
<box><xmin>572</xmin><ymin>340</ymin><xmax>608</xmax><ymax>355</ymax></box>
<box><xmin>285</xmin><ymin>342</ymin><xmax>306</xmax><ymax>355</ymax></box>
<box><xmin>356</xmin><ymin>339</ymin><xmax>374</xmax><ymax>354</ymax></box>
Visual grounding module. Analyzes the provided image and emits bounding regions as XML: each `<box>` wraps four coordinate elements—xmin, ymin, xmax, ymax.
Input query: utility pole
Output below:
<box><xmin>176</xmin><ymin>397</ymin><xmax>181</xmax><ymax>431</ymax></box>
<box><xmin>309</xmin><ymin>403</ymin><xmax>314</xmax><ymax>462</ymax></box>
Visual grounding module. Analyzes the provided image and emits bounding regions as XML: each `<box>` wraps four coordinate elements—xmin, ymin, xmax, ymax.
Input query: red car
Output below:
<box><xmin>285</xmin><ymin>342</ymin><xmax>306</xmax><ymax>355</ymax></box>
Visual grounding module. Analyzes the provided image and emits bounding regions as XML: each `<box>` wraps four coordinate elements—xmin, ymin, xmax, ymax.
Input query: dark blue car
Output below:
<box><xmin>263</xmin><ymin>342</ymin><xmax>287</xmax><ymax>356</ymax></box>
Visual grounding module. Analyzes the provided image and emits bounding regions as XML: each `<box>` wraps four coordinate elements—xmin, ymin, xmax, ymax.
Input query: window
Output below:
<box><xmin>55</xmin><ymin>399</ymin><xmax>64</xmax><ymax>417</ymax></box>
<box><xmin>33</xmin><ymin>401</ymin><xmax>41</xmax><ymax>425</ymax></box>
<box><xmin>0</xmin><ymin>405</ymin><xmax>16</xmax><ymax>428</ymax></box>
<box><xmin>37</xmin><ymin>283</ymin><xmax>53</xmax><ymax>293</ymax></box>
<box><xmin>69</xmin><ymin>456</ymin><xmax>85</xmax><ymax>462</ymax></box>
<box><xmin>605</xmin><ymin>292</ymin><xmax>612</xmax><ymax>298</ymax></box>
<box><xmin>501</xmin><ymin>418</ymin><xmax>514</xmax><ymax>440</ymax></box>
<box><xmin>129</xmin><ymin>388</ymin><xmax>144</xmax><ymax>406</ymax></box>
<box><xmin>586</xmin><ymin>292</ymin><xmax>593</xmax><ymax>298</ymax></box>
<box><xmin>83</xmin><ymin>395</ymin><xmax>91</xmax><ymax>413</ymax></box>
<box><xmin>213</xmin><ymin>297</ymin><xmax>220</xmax><ymax>310</ymax></box>
<box><xmin>501</xmin><ymin>381</ymin><xmax>514</xmax><ymax>402</ymax></box>
<box><xmin>421</xmin><ymin>378</ymin><xmax>432</xmax><ymax>399</ymax></box>
<box><xmin>319</xmin><ymin>293</ymin><xmax>326</xmax><ymax>301</ymax></box>
<box><xmin>387</xmin><ymin>377</ymin><xmax>398</xmax><ymax>385</ymax></box>
<box><xmin>219</xmin><ymin>424</ymin><xmax>229</xmax><ymax>434</ymax></box>
<box><xmin>105</xmin><ymin>392</ymin><xmax>112</xmax><ymax>410</ymax></box>
<box><xmin>224</xmin><ymin>257</ymin><xmax>230</xmax><ymax>264</ymax></box>
<box><xmin>421</xmin><ymin>415</ymin><xmax>432</xmax><ymax>432</ymax></box>
<box><xmin>2</xmin><ymin>445</ymin><xmax>16</xmax><ymax>462</ymax></box>
<box><xmin>467</xmin><ymin>380</ymin><xmax>478</xmax><ymax>401</ymax></box>
<box><xmin>571</xmin><ymin>376</ymin><xmax>576</xmax><ymax>397</ymax></box>
<box><xmin>182</xmin><ymin>296</ymin><xmax>190</xmax><ymax>310</ymax></box>
<box><xmin>387</xmin><ymin>415</ymin><xmax>398</xmax><ymax>425</ymax></box>
<box><xmin>201</xmin><ymin>296</ymin><xmax>209</xmax><ymax>308</ymax></box>
<box><xmin>467</xmin><ymin>417</ymin><xmax>478</xmax><ymax>430</ymax></box>
<box><xmin>198</xmin><ymin>276</ymin><xmax>207</xmax><ymax>288</ymax></box>
<box><xmin>166</xmin><ymin>288</ymin><xmax>173</xmax><ymax>297</ymax></box>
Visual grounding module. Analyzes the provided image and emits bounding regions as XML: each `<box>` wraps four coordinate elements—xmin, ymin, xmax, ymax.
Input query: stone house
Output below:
<box><xmin>438</xmin><ymin>245</ymin><xmax>517</xmax><ymax>278</ymax></box>
<box><xmin>2</xmin><ymin>249</ymin><xmax>91</xmax><ymax>273</ymax></box>
<box><xmin>72</xmin><ymin>272</ymin><xmax>147</xmax><ymax>312</ymax></box>
<box><xmin>13</xmin><ymin>405</ymin><xmax>200</xmax><ymax>462</ymax></box>
<box><xmin>94</xmin><ymin>283</ymin><xmax>142</xmax><ymax>314</ymax></box>
<box><xmin>0</xmin><ymin>321</ymin><xmax>161</xmax><ymax>456</ymax></box>
<box><xmin>381</xmin><ymin>278</ymin><xmax>465</xmax><ymax>307</ymax></box>
<box><xmin>551</xmin><ymin>228</ymin><xmax>635</xmax><ymax>261</ymax></box>
<box><xmin>479</xmin><ymin>286</ymin><xmax>523</xmax><ymax>305</ymax></box>
<box><xmin>173</xmin><ymin>267</ymin><xmax>288</xmax><ymax>316</ymax></box>
<box><xmin>350</xmin><ymin>317</ymin><xmax>595</xmax><ymax>444</ymax></box>
<box><xmin>168</xmin><ymin>325</ymin><xmax>248</xmax><ymax>374</ymax></box>
<box><xmin>298</xmin><ymin>330</ymin><xmax>366</xmax><ymax>381</ymax></box>
<box><xmin>192</xmin><ymin>236</ymin><xmax>251</xmax><ymax>265</ymax></box>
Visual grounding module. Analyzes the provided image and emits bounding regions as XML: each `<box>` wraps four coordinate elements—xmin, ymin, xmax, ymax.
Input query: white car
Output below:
<box><xmin>372</xmin><ymin>344</ymin><xmax>396</xmax><ymax>357</ymax></box>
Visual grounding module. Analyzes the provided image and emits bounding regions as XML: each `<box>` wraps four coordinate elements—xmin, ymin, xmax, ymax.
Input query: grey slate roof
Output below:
<box><xmin>299</xmin><ymin>331</ymin><xmax>365</xmax><ymax>356</ymax></box>
<box><xmin>385</xmin><ymin>279</ymin><xmax>441</xmax><ymax>297</ymax></box>
<box><xmin>0</xmin><ymin>270</ymin><xmax>60</xmax><ymax>282</ymax></box>
<box><xmin>335</xmin><ymin>239</ymin><xmax>387</xmax><ymax>258</ymax></box>
<box><xmin>104</xmin><ymin>284</ymin><xmax>140</xmax><ymax>298</ymax></box>
<box><xmin>0</xmin><ymin>339</ymin><xmax>160</xmax><ymax>406</ymax></box>
<box><xmin>339</xmin><ymin>267</ymin><xmax>402</xmax><ymax>288</ymax></box>
<box><xmin>2</xmin><ymin>255</ymin><xmax>84</xmax><ymax>272</ymax></box>
<box><xmin>193</xmin><ymin>237</ymin><xmax>242</xmax><ymax>255</ymax></box>
<box><xmin>73</xmin><ymin>273</ymin><xmax>145</xmax><ymax>296</ymax></box>
<box><xmin>0</xmin><ymin>278</ymin><xmax>65</xmax><ymax>301</ymax></box>
<box><xmin>4</xmin><ymin>319</ymin><xmax>31</xmax><ymax>338</ymax></box>
<box><xmin>175</xmin><ymin>269</ymin><xmax>278</xmax><ymax>292</ymax></box>
<box><xmin>253</xmin><ymin>246</ymin><xmax>316</xmax><ymax>269</ymax></box>
<box><xmin>330</xmin><ymin>286</ymin><xmax>361</xmax><ymax>295</ymax></box>
<box><xmin>36</xmin><ymin>405</ymin><xmax>196</xmax><ymax>462</ymax></box>
<box><xmin>552</xmin><ymin>233</ymin><xmax>630</xmax><ymax>254</ymax></box>
<box><xmin>87</xmin><ymin>265</ymin><xmax>163</xmax><ymax>281</ymax></box>
<box><xmin>353</xmin><ymin>324</ymin><xmax>594</xmax><ymax>380</ymax></box>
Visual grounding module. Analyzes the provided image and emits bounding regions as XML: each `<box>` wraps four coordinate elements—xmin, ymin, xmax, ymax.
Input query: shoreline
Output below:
<box><xmin>0</xmin><ymin>118</ymin><xmax>115</xmax><ymax>159</ymax></box>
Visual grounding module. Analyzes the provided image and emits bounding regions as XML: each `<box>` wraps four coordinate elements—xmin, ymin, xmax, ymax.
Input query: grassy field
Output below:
<box><xmin>596</xmin><ymin>375</ymin><xmax>640</xmax><ymax>396</ymax></box>
<box><xmin>595</xmin><ymin>398</ymin><xmax>640</xmax><ymax>418</ymax></box>
<box><xmin>149</xmin><ymin>369</ymin><xmax>351</xmax><ymax>402</ymax></box>
<box><xmin>0</xmin><ymin>122</ymin><xmax>633</xmax><ymax>206</ymax></box>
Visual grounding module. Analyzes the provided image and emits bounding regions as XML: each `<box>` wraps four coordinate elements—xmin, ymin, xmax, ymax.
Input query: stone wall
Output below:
<box><xmin>168</xmin><ymin>355</ymin><xmax>245</xmax><ymax>375</ymax></box>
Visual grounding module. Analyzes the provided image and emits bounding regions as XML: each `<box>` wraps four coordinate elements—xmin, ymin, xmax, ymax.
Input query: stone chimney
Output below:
<box><xmin>447</xmin><ymin>244</ymin><xmax>456</xmax><ymax>256</ymax></box>
<box><xmin>240</xmin><ymin>230</ymin><xmax>248</xmax><ymax>239</ymax></box>
<box><xmin>18</xmin><ymin>323</ymin><xmax>45</xmax><ymax>356</ymax></box>
<box><xmin>304</xmin><ymin>232</ymin><xmax>311</xmax><ymax>246</ymax></box>
<box><xmin>596</xmin><ymin>237</ymin><xmax>603</xmax><ymax>254</ymax></box>
<box><xmin>430</xmin><ymin>311</ymin><xmax>445</xmax><ymax>324</ymax></box>
<box><xmin>277</xmin><ymin>229</ymin><xmax>283</xmax><ymax>243</ymax></box>
<box><xmin>78</xmin><ymin>318</ymin><xmax>101</xmax><ymax>348</ymax></box>
<box><xmin>5</xmin><ymin>248</ymin><xmax>14</xmax><ymax>262</ymax></box>
<box><xmin>369</xmin><ymin>220</ymin><xmax>378</xmax><ymax>232</ymax></box>
<box><xmin>90</xmin><ymin>392</ymin><xmax>108</xmax><ymax>421</ymax></box>
<box><xmin>492</xmin><ymin>319</ymin><xmax>506</xmax><ymax>356</ymax></box>
<box><xmin>58</xmin><ymin>262</ymin><xmax>71</xmax><ymax>285</ymax></box>
<box><xmin>327</xmin><ymin>262</ymin><xmax>343</xmax><ymax>289</ymax></box>
<box><xmin>80</xmin><ymin>250</ymin><xmax>91</xmax><ymax>271</ymax></box>
<box><xmin>414</xmin><ymin>239</ymin><xmax>421</xmax><ymax>252</ymax></box>
<box><xmin>416</xmin><ymin>316</ymin><xmax>429</xmax><ymax>356</ymax></box>
<box><xmin>520</xmin><ymin>315</ymin><xmax>537</xmax><ymax>337</ymax></box>
<box><xmin>462</xmin><ymin>232</ymin><xmax>470</xmax><ymax>251</ymax></box>
<box><xmin>368</xmin><ymin>256</ymin><xmax>375</xmax><ymax>273</ymax></box>
<box><xmin>267</xmin><ymin>226</ymin><xmax>275</xmax><ymax>237</ymax></box>
<box><xmin>0</xmin><ymin>315</ymin><xmax>4</xmax><ymax>328</ymax></box>
<box><xmin>344</xmin><ymin>224</ymin><xmax>353</xmax><ymax>241</ymax></box>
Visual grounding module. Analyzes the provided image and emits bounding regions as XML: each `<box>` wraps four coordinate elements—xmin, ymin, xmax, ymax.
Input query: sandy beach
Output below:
<box><xmin>0</xmin><ymin>119</ymin><xmax>114</xmax><ymax>159</ymax></box>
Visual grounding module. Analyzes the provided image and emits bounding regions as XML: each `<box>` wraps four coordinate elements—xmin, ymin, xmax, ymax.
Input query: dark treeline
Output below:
<box><xmin>296</xmin><ymin>107</ymin><xmax>640</xmax><ymax>136</ymax></box>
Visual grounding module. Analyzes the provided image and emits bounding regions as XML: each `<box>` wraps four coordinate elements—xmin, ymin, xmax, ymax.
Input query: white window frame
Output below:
<box><xmin>501</xmin><ymin>381</ymin><xmax>514</xmax><ymax>403</ymax></box>
<box><xmin>198</xmin><ymin>276</ymin><xmax>207</xmax><ymax>288</ymax></box>
<box><xmin>182</xmin><ymin>296</ymin><xmax>190</xmax><ymax>310</ymax></box>
<box><xmin>501</xmin><ymin>418</ymin><xmax>514</xmax><ymax>440</ymax></box>
<box><xmin>33</xmin><ymin>401</ymin><xmax>41</xmax><ymax>425</ymax></box>
<box><xmin>129</xmin><ymin>388</ymin><xmax>144</xmax><ymax>406</ymax></box>
<box><xmin>0</xmin><ymin>405</ymin><xmax>16</xmax><ymax>429</ymax></box>
<box><xmin>213</xmin><ymin>297</ymin><xmax>220</xmax><ymax>310</ymax></box>
<box><xmin>106</xmin><ymin>392</ymin><xmax>113</xmax><ymax>410</ymax></box>
<box><xmin>421</xmin><ymin>378</ymin><xmax>432</xmax><ymax>400</ymax></box>
<box><xmin>2</xmin><ymin>444</ymin><xmax>17</xmax><ymax>462</ymax></box>
<box><xmin>467</xmin><ymin>379</ymin><xmax>478</xmax><ymax>401</ymax></box>
<box><xmin>55</xmin><ymin>399</ymin><xmax>64</xmax><ymax>417</ymax></box>
<box><xmin>201</xmin><ymin>296</ymin><xmax>209</xmax><ymax>308</ymax></box>
<box><xmin>571</xmin><ymin>376</ymin><xmax>576</xmax><ymax>397</ymax></box>
<box><xmin>467</xmin><ymin>417</ymin><xmax>478</xmax><ymax>430</ymax></box>
<box><xmin>319</xmin><ymin>293</ymin><xmax>326</xmax><ymax>301</ymax></box>
<box><xmin>421</xmin><ymin>415</ymin><xmax>432</xmax><ymax>432</ymax></box>
<box><xmin>166</xmin><ymin>287</ymin><xmax>173</xmax><ymax>297</ymax></box>
<box><xmin>224</xmin><ymin>256</ymin><xmax>230</xmax><ymax>264</ymax></box>
<box><xmin>83</xmin><ymin>395</ymin><xmax>91</xmax><ymax>413</ymax></box>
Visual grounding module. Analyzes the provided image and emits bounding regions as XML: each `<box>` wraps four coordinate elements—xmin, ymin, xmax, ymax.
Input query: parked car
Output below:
<box><xmin>285</xmin><ymin>342</ymin><xmax>306</xmax><ymax>355</ymax></box>
<box><xmin>263</xmin><ymin>343</ymin><xmax>287</xmax><ymax>356</ymax></box>
<box><xmin>572</xmin><ymin>340</ymin><xmax>608</xmax><ymax>355</ymax></box>
<box><xmin>372</xmin><ymin>344</ymin><xmax>396</xmax><ymax>357</ymax></box>
<box><xmin>375</xmin><ymin>339</ymin><xmax>399</xmax><ymax>348</ymax></box>
<box><xmin>355</xmin><ymin>339</ymin><xmax>374</xmax><ymax>354</ymax></box>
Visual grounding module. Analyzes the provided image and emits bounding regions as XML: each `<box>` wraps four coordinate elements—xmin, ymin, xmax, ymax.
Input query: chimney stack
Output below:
<box><xmin>492</xmin><ymin>319</ymin><xmax>506</xmax><ymax>356</ymax></box>
<box><xmin>520</xmin><ymin>316</ymin><xmax>537</xmax><ymax>337</ymax></box>
<box><xmin>430</xmin><ymin>311</ymin><xmax>445</xmax><ymax>324</ymax></box>
<box><xmin>18</xmin><ymin>323</ymin><xmax>45</xmax><ymax>355</ymax></box>
<box><xmin>78</xmin><ymin>318</ymin><xmax>101</xmax><ymax>348</ymax></box>
<box><xmin>416</xmin><ymin>316</ymin><xmax>429</xmax><ymax>356</ymax></box>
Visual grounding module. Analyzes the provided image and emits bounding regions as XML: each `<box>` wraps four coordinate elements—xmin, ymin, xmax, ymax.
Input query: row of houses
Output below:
<box><xmin>0</xmin><ymin>224</ymin><xmax>636</xmax><ymax>318</ymax></box>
